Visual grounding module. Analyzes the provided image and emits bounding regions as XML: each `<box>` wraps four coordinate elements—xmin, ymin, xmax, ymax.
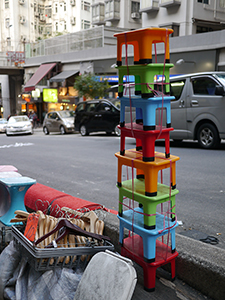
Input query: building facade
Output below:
<box><xmin>140</xmin><ymin>0</ymin><xmax>225</xmax><ymax>37</ymax></box>
<box><xmin>2</xmin><ymin>0</ymin><xmax>225</xmax><ymax>118</ymax></box>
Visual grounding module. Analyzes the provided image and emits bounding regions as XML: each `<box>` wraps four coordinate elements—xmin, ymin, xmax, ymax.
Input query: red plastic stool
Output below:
<box><xmin>119</xmin><ymin>123</ymin><xmax>173</xmax><ymax>161</ymax></box>
<box><xmin>121</xmin><ymin>235</ymin><xmax>178</xmax><ymax>292</ymax></box>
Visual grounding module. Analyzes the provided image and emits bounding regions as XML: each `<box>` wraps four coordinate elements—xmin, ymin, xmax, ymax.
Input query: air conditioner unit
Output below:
<box><xmin>20</xmin><ymin>16</ymin><xmax>26</xmax><ymax>24</ymax></box>
<box><xmin>70</xmin><ymin>0</ymin><xmax>75</xmax><ymax>6</ymax></box>
<box><xmin>131</xmin><ymin>12</ymin><xmax>140</xmax><ymax>19</ymax></box>
<box><xmin>19</xmin><ymin>0</ymin><xmax>25</xmax><ymax>5</ymax></box>
<box><xmin>70</xmin><ymin>17</ymin><xmax>76</xmax><ymax>25</ymax></box>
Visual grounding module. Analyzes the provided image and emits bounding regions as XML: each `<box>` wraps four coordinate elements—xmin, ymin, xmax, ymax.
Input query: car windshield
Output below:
<box><xmin>8</xmin><ymin>116</ymin><xmax>29</xmax><ymax>124</ymax></box>
<box><xmin>111</xmin><ymin>99</ymin><xmax>121</xmax><ymax>109</ymax></box>
<box><xmin>0</xmin><ymin>119</ymin><xmax>7</xmax><ymax>124</ymax></box>
<box><xmin>215</xmin><ymin>74</ymin><xmax>225</xmax><ymax>86</ymax></box>
<box><xmin>58</xmin><ymin>111</ymin><xmax>74</xmax><ymax>118</ymax></box>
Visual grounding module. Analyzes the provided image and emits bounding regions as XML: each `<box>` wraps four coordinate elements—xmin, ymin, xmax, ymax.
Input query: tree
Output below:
<box><xmin>74</xmin><ymin>73</ymin><xmax>110</xmax><ymax>99</ymax></box>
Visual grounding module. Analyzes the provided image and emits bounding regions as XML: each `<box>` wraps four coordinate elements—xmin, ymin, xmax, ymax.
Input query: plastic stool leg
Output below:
<box><xmin>143</xmin><ymin>264</ymin><xmax>157</xmax><ymax>292</ymax></box>
<box><xmin>171</xmin><ymin>259</ymin><xmax>176</xmax><ymax>280</ymax></box>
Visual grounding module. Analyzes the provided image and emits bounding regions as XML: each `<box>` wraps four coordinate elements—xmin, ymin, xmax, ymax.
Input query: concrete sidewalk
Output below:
<box><xmin>100</xmin><ymin>210</ymin><xmax>225</xmax><ymax>300</ymax></box>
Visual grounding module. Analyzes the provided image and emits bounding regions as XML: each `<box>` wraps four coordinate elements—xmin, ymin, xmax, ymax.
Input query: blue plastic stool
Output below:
<box><xmin>118</xmin><ymin>207</ymin><xmax>178</xmax><ymax>262</ymax></box>
<box><xmin>0</xmin><ymin>177</ymin><xmax>36</xmax><ymax>226</ymax></box>
<box><xmin>119</xmin><ymin>95</ymin><xmax>174</xmax><ymax>130</ymax></box>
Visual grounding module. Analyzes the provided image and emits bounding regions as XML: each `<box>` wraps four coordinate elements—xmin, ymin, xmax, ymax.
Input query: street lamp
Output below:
<box><xmin>176</xmin><ymin>59</ymin><xmax>196</xmax><ymax>65</ymax></box>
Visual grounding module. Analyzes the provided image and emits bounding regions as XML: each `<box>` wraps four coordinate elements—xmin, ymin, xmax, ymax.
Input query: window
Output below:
<box><xmin>86</xmin><ymin>103</ymin><xmax>97</xmax><ymax>112</ymax></box>
<box><xmin>55</xmin><ymin>22</ymin><xmax>58</xmax><ymax>31</ymax></box>
<box><xmin>170</xmin><ymin>80</ymin><xmax>185</xmax><ymax>100</ymax></box>
<box><xmin>220</xmin><ymin>0</ymin><xmax>225</xmax><ymax>8</ymax></box>
<box><xmin>82</xmin><ymin>1</ymin><xmax>90</xmax><ymax>11</ymax></box>
<box><xmin>76</xmin><ymin>103</ymin><xmax>86</xmax><ymax>112</ymax></box>
<box><xmin>64</xmin><ymin>2</ymin><xmax>66</xmax><ymax>11</ymax></box>
<box><xmin>7</xmin><ymin>37</ymin><xmax>11</xmax><ymax>47</ymax></box>
<box><xmin>131</xmin><ymin>1</ymin><xmax>140</xmax><ymax>13</ymax></box>
<box><xmin>5</xmin><ymin>0</ymin><xmax>9</xmax><ymax>9</ymax></box>
<box><xmin>96</xmin><ymin>103</ymin><xmax>111</xmax><ymax>112</ymax></box>
<box><xmin>192</xmin><ymin>77</ymin><xmax>217</xmax><ymax>95</ymax></box>
<box><xmin>48</xmin><ymin>112</ymin><xmax>58</xmax><ymax>119</ymax></box>
<box><xmin>81</xmin><ymin>20</ymin><xmax>91</xmax><ymax>29</ymax></box>
<box><xmin>196</xmin><ymin>25</ymin><xmax>213</xmax><ymax>33</ymax></box>
<box><xmin>45</xmin><ymin>5</ymin><xmax>52</xmax><ymax>18</ymax></box>
<box><xmin>5</xmin><ymin>18</ymin><xmax>10</xmax><ymax>28</ymax></box>
<box><xmin>55</xmin><ymin>3</ymin><xmax>58</xmax><ymax>13</ymax></box>
<box><xmin>160</xmin><ymin>23</ymin><xmax>179</xmax><ymax>37</ymax></box>
<box><xmin>105</xmin><ymin>0</ymin><xmax>120</xmax><ymax>19</ymax></box>
<box><xmin>64</xmin><ymin>21</ymin><xmax>67</xmax><ymax>30</ymax></box>
<box><xmin>197</xmin><ymin>0</ymin><xmax>209</xmax><ymax>4</ymax></box>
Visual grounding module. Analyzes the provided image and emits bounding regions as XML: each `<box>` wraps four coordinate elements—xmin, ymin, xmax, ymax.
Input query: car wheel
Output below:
<box><xmin>43</xmin><ymin>126</ymin><xmax>49</xmax><ymax>135</ymax></box>
<box><xmin>80</xmin><ymin>125</ymin><xmax>89</xmax><ymax>136</ymax></box>
<box><xmin>60</xmin><ymin>125</ymin><xmax>66</xmax><ymax>135</ymax></box>
<box><xmin>114</xmin><ymin>125</ymin><xmax>121</xmax><ymax>137</ymax></box>
<box><xmin>197</xmin><ymin>123</ymin><xmax>220</xmax><ymax>149</ymax></box>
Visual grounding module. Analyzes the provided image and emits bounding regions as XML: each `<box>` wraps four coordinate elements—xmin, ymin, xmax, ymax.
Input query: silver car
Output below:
<box><xmin>43</xmin><ymin>110</ymin><xmax>75</xmax><ymax>135</ymax></box>
<box><xmin>0</xmin><ymin>118</ymin><xmax>7</xmax><ymax>133</ymax></box>
<box><xmin>170</xmin><ymin>72</ymin><xmax>225</xmax><ymax>149</ymax></box>
<box><xmin>6</xmin><ymin>116</ymin><xmax>33</xmax><ymax>136</ymax></box>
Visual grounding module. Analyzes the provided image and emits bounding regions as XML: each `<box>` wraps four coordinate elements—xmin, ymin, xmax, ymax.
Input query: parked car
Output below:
<box><xmin>43</xmin><ymin>110</ymin><xmax>75</xmax><ymax>135</ymax></box>
<box><xmin>74</xmin><ymin>99</ymin><xmax>120</xmax><ymax>136</ymax></box>
<box><xmin>6</xmin><ymin>116</ymin><xmax>33</xmax><ymax>136</ymax></box>
<box><xmin>110</xmin><ymin>98</ymin><xmax>136</xmax><ymax>123</ymax></box>
<box><xmin>169</xmin><ymin>72</ymin><xmax>225</xmax><ymax>149</ymax></box>
<box><xmin>0</xmin><ymin>118</ymin><xmax>7</xmax><ymax>133</ymax></box>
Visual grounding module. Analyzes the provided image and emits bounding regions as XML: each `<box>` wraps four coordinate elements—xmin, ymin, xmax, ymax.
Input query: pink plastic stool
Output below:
<box><xmin>0</xmin><ymin>165</ymin><xmax>18</xmax><ymax>172</ymax></box>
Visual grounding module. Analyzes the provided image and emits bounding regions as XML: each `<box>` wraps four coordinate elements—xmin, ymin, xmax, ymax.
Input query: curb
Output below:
<box><xmin>99</xmin><ymin>210</ymin><xmax>225</xmax><ymax>300</ymax></box>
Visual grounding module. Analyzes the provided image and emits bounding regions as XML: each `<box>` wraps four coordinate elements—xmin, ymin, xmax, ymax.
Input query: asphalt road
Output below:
<box><xmin>0</xmin><ymin>129</ymin><xmax>224</xmax><ymax>251</ymax></box>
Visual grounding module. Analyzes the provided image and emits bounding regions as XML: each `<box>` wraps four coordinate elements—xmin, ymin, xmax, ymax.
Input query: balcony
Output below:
<box><xmin>92</xmin><ymin>3</ymin><xmax>105</xmax><ymax>25</ymax></box>
<box><xmin>140</xmin><ymin>0</ymin><xmax>159</xmax><ymax>12</ymax></box>
<box><xmin>104</xmin><ymin>0</ymin><xmax>120</xmax><ymax>21</ymax></box>
<box><xmin>160</xmin><ymin>0</ymin><xmax>181</xmax><ymax>8</ymax></box>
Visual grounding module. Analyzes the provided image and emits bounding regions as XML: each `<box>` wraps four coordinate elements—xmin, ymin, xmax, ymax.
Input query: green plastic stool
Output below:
<box><xmin>118</xmin><ymin>179</ymin><xmax>179</xmax><ymax>229</ymax></box>
<box><xmin>117</xmin><ymin>63</ymin><xmax>173</xmax><ymax>98</ymax></box>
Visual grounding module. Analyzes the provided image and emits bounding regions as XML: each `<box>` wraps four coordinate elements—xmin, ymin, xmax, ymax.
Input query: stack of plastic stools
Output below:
<box><xmin>114</xmin><ymin>27</ymin><xmax>180</xmax><ymax>292</ymax></box>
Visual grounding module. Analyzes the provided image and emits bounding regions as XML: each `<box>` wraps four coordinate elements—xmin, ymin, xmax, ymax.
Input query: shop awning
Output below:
<box><xmin>49</xmin><ymin>70</ymin><xmax>79</xmax><ymax>82</ymax></box>
<box><xmin>24</xmin><ymin>63</ymin><xmax>57</xmax><ymax>92</ymax></box>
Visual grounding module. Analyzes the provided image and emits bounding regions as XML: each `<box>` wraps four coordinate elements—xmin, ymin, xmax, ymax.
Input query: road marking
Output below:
<box><xmin>0</xmin><ymin>142</ymin><xmax>34</xmax><ymax>149</ymax></box>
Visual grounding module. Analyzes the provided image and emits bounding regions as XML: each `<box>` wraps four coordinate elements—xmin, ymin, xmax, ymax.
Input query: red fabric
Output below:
<box><xmin>24</xmin><ymin>183</ymin><xmax>117</xmax><ymax>217</ymax></box>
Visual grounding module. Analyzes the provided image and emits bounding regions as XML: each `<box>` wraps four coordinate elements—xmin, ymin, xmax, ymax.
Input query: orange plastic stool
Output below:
<box><xmin>114</xmin><ymin>27</ymin><xmax>173</xmax><ymax>66</ymax></box>
<box><xmin>121</xmin><ymin>235</ymin><xmax>178</xmax><ymax>292</ymax></box>
<box><xmin>115</xmin><ymin>149</ymin><xmax>179</xmax><ymax>197</ymax></box>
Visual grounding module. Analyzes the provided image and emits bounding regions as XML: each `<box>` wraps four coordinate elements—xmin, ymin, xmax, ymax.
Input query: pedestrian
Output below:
<box><xmin>30</xmin><ymin>111</ymin><xmax>38</xmax><ymax>128</ymax></box>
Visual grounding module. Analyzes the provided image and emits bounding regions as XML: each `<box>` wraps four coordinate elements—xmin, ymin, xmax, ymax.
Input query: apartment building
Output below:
<box><xmin>141</xmin><ymin>0</ymin><xmax>225</xmax><ymax>37</ymax></box>
<box><xmin>0</xmin><ymin>0</ymin><xmax>93</xmax><ymax>54</ymax></box>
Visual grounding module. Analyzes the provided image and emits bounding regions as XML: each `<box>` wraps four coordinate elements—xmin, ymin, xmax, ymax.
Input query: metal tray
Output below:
<box><xmin>12</xmin><ymin>225</ymin><xmax>114</xmax><ymax>271</ymax></box>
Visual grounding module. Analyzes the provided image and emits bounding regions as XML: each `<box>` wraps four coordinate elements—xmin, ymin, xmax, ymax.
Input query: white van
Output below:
<box><xmin>169</xmin><ymin>72</ymin><xmax>225</xmax><ymax>149</ymax></box>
